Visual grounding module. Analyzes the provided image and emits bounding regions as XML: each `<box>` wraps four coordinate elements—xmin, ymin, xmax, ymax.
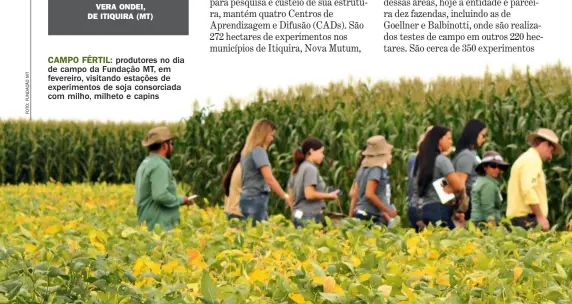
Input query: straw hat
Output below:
<box><xmin>141</xmin><ymin>126</ymin><xmax>178</xmax><ymax>147</ymax></box>
<box><xmin>527</xmin><ymin>128</ymin><xmax>563</xmax><ymax>155</ymax></box>
<box><xmin>475</xmin><ymin>151</ymin><xmax>510</xmax><ymax>174</ymax></box>
<box><xmin>361</xmin><ymin>136</ymin><xmax>393</xmax><ymax>167</ymax></box>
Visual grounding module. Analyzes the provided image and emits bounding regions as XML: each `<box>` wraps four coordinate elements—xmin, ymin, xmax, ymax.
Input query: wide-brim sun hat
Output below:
<box><xmin>361</xmin><ymin>135</ymin><xmax>393</xmax><ymax>167</ymax></box>
<box><xmin>527</xmin><ymin>128</ymin><xmax>563</xmax><ymax>155</ymax></box>
<box><xmin>475</xmin><ymin>150</ymin><xmax>510</xmax><ymax>174</ymax></box>
<box><xmin>141</xmin><ymin>126</ymin><xmax>178</xmax><ymax>147</ymax></box>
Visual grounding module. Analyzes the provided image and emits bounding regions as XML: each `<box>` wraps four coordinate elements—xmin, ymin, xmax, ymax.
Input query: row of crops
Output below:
<box><xmin>1</xmin><ymin>64</ymin><xmax>571</xmax><ymax>227</ymax></box>
<box><xmin>1</xmin><ymin>183</ymin><xmax>570</xmax><ymax>303</ymax></box>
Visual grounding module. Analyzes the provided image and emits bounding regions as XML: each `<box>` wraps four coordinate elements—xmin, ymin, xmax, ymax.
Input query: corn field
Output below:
<box><xmin>1</xmin><ymin>64</ymin><xmax>571</xmax><ymax>228</ymax></box>
<box><xmin>0</xmin><ymin>121</ymin><xmax>183</xmax><ymax>184</ymax></box>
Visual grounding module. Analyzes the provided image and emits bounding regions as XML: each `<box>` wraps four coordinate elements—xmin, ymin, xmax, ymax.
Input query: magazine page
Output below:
<box><xmin>1</xmin><ymin>0</ymin><xmax>571</xmax><ymax>302</ymax></box>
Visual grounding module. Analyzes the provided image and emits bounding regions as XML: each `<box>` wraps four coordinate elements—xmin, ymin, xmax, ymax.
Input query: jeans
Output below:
<box><xmin>353</xmin><ymin>211</ymin><xmax>387</xmax><ymax>227</ymax></box>
<box><xmin>293</xmin><ymin>213</ymin><xmax>322</xmax><ymax>229</ymax></box>
<box><xmin>407</xmin><ymin>206</ymin><xmax>423</xmax><ymax>232</ymax></box>
<box><xmin>239</xmin><ymin>193</ymin><xmax>269</xmax><ymax>227</ymax></box>
<box><xmin>509</xmin><ymin>215</ymin><xmax>538</xmax><ymax>231</ymax></box>
<box><xmin>422</xmin><ymin>202</ymin><xmax>455</xmax><ymax>230</ymax></box>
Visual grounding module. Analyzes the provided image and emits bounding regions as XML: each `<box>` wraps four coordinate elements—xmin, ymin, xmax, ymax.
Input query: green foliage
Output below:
<box><xmin>0</xmin><ymin>120</ymin><xmax>183</xmax><ymax>184</ymax></box>
<box><xmin>175</xmin><ymin>65</ymin><xmax>572</xmax><ymax>229</ymax></box>
<box><xmin>1</xmin><ymin>64</ymin><xmax>571</xmax><ymax>228</ymax></box>
<box><xmin>0</xmin><ymin>184</ymin><xmax>571</xmax><ymax>303</ymax></box>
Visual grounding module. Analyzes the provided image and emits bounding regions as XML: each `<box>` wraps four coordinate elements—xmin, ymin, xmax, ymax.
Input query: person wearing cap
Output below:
<box><xmin>287</xmin><ymin>137</ymin><xmax>339</xmax><ymax>228</ymax></box>
<box><xmin>135</xmin><ymin>126</ymin><xmax>195</xmax><ymax>232</ymax></box>
<box><xmin>352</xmin><ymin>136</ymin><xmax>398</xmax><ymax>226</ymax></box>
<box><xmin>506</xmin><ymin>128</ymin><xmax>563</xmax><ymax>231</ymax></box>
<box><xmin>469</xmin><ymin>151</ymin><xmax>510</xmax><ymax>228</ymax></box>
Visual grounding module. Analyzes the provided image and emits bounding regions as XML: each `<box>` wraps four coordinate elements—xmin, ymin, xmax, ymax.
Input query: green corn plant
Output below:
<box><xmin>1</xmin><ymin>64</ymin><xmax>571</xmax><ymax>228</ymax></box>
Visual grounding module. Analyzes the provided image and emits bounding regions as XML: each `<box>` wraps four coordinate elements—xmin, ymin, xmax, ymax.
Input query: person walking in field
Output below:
<box><xmin>239</xmin><ymin>119</ymin><xmax>292</xmax><ymax>226</ymax></box>
<box><xmin>452</xmin><ymin>119</ymin><xmax>488</xmax><ymax>223</ymax></box>
<box><xmin>135</xmin><ymin>126</ymin><xmax>196</xmax><ymax>232</ymax></box>
<box><xmin>469</xmin><ymin>151</ymin><xmax>510</xmax><ymax>228</ymax></box>
<box><xmin>287</xmin><ymin>137</ymin><xmax>340</xmax><ymax>228</ymax></box>
<box><xmin>407</xmin><ymin>126</ymin><xmax>433</xmax><ymax>232</ymax></box>
<box><xmin>506</xmin><ymin>128</ymin><xmax>563</xmax><ymax>231</ymax></box>
<box><xmin>222</xmin><ymin>142</ymin><xmax>245</xmax><ymax>221</ymax></box>
<box><xmin>408</xmin><ymin>126</ymin><xmax>457</xmax><ymax>231</ymax></box>
<box><xmin>413</xmin><ymin>125</ymin><xmax>468</xmax><ymax>229</ymax></box>
<box><xmin>352</xmin><ymin>136</ymin><xmax>398</xmax><ymax>226</ymax></box>
<box><xmin>349</xmin><ymin>145</ymin><xmax>366</xmax><ymax>218</ymax></box>
<box><xmin>349</xmin><ymin>144</ymin><xmax>397</xmax><ymax>225</ymax></box>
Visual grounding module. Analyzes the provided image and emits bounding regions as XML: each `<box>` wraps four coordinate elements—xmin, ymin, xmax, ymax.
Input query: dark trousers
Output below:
<box><xmin>353</xmin><ymin>212</ymin><xmax>388</xmax><ymax>227</ymax></box>
<box><xmin>407</xmin><ymin>206</ymin><xmax>423</xmax><ymax>232</ymax></box>
<box><xmin>422</xmin><ymin>203</ymin><xmax>455</xmax><ymax>230</ymax></box>
<box><xmin>463</xmin><ymin>191</ymin><xmax>472</xmax><ymax>220</ymax></box>
<box><xmin>509</xmin><ymin>215</ymin><xmax>538</xmax><ymax>230</ymax></box>
<box><xmin>293</xmin><ymin>214</ymin><xmax>322</xmax><ymax>229</ymax></box>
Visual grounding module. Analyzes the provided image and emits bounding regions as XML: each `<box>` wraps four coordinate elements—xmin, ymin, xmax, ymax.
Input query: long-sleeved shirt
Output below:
<box><xmin>506</xmin><ymin>148</ymin><xmax>548</xmax><ymax>218</ymax></box>
<box><xmin>135</xmin><ymin>153</ymin><xmax>184</xmax><ymax>231</ymax></box>
<box><xmin>470</xmin><ymin>175</ymin><xmax>502</xmax><ymax>223</ymax></box>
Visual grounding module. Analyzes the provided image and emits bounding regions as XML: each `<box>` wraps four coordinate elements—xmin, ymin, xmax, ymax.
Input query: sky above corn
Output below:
<box><xmin>2</xmin><ymin>0</ymin><xmax>571</xmax><ymax>122</ymax></box>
